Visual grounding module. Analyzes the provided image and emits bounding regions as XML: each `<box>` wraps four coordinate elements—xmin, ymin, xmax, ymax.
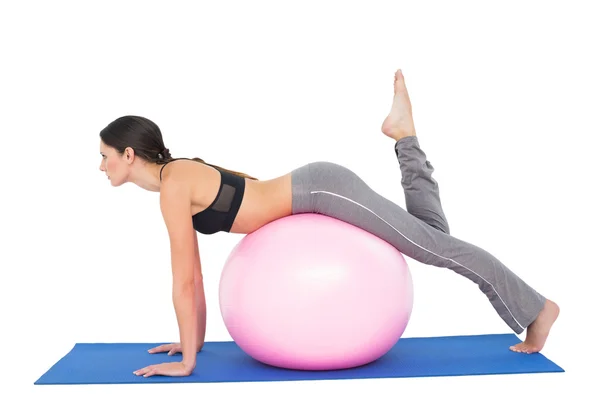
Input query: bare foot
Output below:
<box><xmin>510</xmin><ymin>299</ymin><xmax>560</xmax><ymax>354</ymax></box>
<box><xmin>381</xmin><ymin>69</ymin><xmax>417</xmax><ymax>141</ymax></box>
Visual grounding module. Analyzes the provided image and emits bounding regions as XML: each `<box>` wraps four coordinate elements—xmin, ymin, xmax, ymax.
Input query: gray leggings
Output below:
<box><xmin>291</xmin><ymin>136</ymin><xmax>546</xmax><ymax>334</ymax></box>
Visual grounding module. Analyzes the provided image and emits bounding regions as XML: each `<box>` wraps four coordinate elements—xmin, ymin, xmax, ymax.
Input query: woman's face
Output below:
<box><xmin>99</xmin><ymin>140</ymin><xmax>128</xmax><ymax>187</ymax></box>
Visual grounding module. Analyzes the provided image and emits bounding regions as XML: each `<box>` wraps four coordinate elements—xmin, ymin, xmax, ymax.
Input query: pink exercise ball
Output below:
<box><xmin>218</xmin><ymin>213</ymin><xmax>413</xmax><ymax>370</ymax></box>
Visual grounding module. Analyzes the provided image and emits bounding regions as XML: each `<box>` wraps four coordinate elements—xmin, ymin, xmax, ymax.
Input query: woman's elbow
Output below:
<box><xmin>172</xmin><ymin>279</ymin><xmax>195</xmax><ymax>297</ymax></box>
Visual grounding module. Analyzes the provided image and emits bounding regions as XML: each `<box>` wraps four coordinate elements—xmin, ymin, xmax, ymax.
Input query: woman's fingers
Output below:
<box><xmin>148</xmin><ymin>343</ymin><xmax>182</xmax><ymax>355</ymax></box>
<box><xmin>148</xmin><ymin>344</ymin><xmax>171</xmax><ymax>353</ymax></box>
<box><xmin>143</xmin><ymin>367</ymin><xmax>158</xmax><ymax>378</ymax></box>
<box><xmin>134</xmin><ymin>365</ymin><xmax>157</xmax><ymax>377</ymax></box>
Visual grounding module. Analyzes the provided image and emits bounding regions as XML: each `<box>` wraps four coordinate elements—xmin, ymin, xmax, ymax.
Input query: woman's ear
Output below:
<box><xmin>124</xmin><ymin>147</ymin><xmax>135</xmax><ymax>163</ymax></box>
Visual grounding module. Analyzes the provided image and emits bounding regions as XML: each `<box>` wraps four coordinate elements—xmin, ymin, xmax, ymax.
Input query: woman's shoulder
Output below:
<box><xmin>161</xmin><ymin>158</ymin><xmax>215</xmax><ymax>183</ymax></box>
<box><xmin>159</xmin><ymin>159</ymin><xmax>221</xmax><ymax>204</ymax></box>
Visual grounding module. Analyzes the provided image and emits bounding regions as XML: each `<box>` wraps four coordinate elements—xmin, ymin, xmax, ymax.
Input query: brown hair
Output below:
<box><xmin>99</xmin><ymin>115</ymin><xmax>258</xmax><ymax>180</ymax></box>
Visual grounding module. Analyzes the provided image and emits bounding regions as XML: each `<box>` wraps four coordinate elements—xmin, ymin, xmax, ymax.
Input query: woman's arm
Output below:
<box><xmin>192</xmin><ymin>231</ymin><xmax>207</xmax><ymax>350</ymax></box>
<box><xmin>160</xmin><ymin>179</ymin><xmax>199</xmax><ymax>372</ymax></box>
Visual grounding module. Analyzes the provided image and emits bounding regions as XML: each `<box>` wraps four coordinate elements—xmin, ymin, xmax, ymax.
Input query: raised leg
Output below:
<box><xmin>395</xmin><ymin>136</ymin><xmax>450</xmax><ymax>234</ymax></box>
<box><xmin>380</xmin><ymin>69</ymin><xmax>450</xmax><ymax>233</ymax></box>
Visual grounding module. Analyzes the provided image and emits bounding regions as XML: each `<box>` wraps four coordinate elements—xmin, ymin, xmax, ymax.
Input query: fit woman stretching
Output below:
<box><xmin>98</xmin><ymin>69</ymin><xmax>559</xmax><ymax>378</ymax></box>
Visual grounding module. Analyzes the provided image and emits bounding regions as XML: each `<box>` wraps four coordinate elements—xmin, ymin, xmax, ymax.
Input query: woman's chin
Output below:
<box><xmin>109</xmin><ymin>178</ymin><xmax>127</xmax><ymax>187</ymax></box>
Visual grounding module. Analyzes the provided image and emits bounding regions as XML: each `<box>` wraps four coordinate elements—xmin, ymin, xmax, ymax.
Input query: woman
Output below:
<box><xmin>99</xmin><ymin>70</ymin><xmax>559</xmax><ymax>378</ymax></box>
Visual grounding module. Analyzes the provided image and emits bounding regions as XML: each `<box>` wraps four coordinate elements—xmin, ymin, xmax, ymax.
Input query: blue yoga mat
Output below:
<box><xmin>35</xmin><ymin>333</ymin><xmax>563</xmax><ymax>385</ymax></box>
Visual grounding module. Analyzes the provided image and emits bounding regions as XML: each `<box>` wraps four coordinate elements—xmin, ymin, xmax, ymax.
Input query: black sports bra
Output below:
<box><xmin>159</xmin><ymin>159</ymin><xmax>246</xmax><ymax>235</ymax></box>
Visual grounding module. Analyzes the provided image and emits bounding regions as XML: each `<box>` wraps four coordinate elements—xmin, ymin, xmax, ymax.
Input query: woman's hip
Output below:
<box><xmin>291</xmin><ymin>161</ymin><xmax>375</xmax><ymax>213</ymax></box>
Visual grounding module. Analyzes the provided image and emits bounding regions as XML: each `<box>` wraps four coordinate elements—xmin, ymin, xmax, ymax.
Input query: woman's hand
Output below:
<box><xmin>148</xmin><ymin>342</ymin><xmax>203</xmax><ymax>355</ymax></box>
<box><xmin>148</xmin><ymin>343</ymin><xmax>183</xmax><ymax>356</ymax></box>
<box><xmin>138</xmin><ymin>343</ymin><xmax>201</xmax><ymax>378</ymax></box>
<box><xmin>133</xmin><ymin>361</ymin><xmax>193</xmax><ymax>378</ymax></box>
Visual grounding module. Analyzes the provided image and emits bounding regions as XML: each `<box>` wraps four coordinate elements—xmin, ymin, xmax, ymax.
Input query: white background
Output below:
<box><xmin>2</xmin><ymin>0</ymin><xmax>598</xmax><ymax>398</ymax></box>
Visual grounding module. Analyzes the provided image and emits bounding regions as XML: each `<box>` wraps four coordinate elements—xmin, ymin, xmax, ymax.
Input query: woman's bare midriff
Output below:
<box><xmin>184</xmin><ymin>161</ymin><xmax>293</xmax><ymax>234</ymax></box>
<box><xmin>228</xmin><ymin>173</ymin><xmax>293</xmax><ymax>234</ymax></box>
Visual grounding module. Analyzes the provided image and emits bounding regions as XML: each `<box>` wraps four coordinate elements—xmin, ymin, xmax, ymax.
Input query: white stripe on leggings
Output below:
<box><xmin>310</xmin><ymin>190</ymin><xmax>525</xmax><ymax>331</ymax></box>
